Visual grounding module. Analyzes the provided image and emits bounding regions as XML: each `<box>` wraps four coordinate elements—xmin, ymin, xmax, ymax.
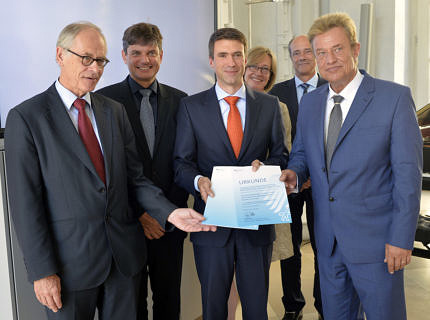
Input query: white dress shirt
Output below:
<box><xmin>324</xmin><ymin>70</ymin><xmax>364</xmax><ymax>143</ymax></box>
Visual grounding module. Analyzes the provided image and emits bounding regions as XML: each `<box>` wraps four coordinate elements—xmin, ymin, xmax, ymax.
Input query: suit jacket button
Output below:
<box><xmin>105</xmin><ymin>215</ymin><xmax>109</xmax><ymax>222</ymax></box>
<box><xmin>322</xmin><ymin>168</ymin><xmax>326</xmax><ymax>172</ymax></box>
<box><xmin>329</xmin><ymin>196</ymin><xmax>334</xmax><ymax>201</ymax></box>
<box><xmin>99</xmin><ymin>187</ymin><xmax>105</xmax><ymax>193</ymax></box>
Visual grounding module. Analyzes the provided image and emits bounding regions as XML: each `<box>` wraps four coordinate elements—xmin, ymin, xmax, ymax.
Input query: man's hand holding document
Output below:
<box><xmin>203</xmin><ymin>165</ymin><xmax>291</xmax><ymax>229</ymax></box>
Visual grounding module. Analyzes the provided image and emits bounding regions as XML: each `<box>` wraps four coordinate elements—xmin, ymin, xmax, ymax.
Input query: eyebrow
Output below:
<box><xmin>81</xmin><ymin>51</ymin><xmax>106</xmax><ymax>59</ymax></box>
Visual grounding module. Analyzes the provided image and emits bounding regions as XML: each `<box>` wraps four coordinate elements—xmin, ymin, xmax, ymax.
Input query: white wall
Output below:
<box><xmin>0</xmin><ymin>1</ymin><xmax>215</xmax><ymax>319</ymax></box>
<box><xmin>220</xmin><ymin>0</ymin><xmax>430</xmax><ymax>108</ymax></box>
<box><xmin>408</xmin><ymin>0</ymin><xmax>430</xmax><ymax>108</ymax></box>
<box><xmin>0</xmin><ymin>0</ymin><xmax>215</xmax><ymax>125</ymax></box>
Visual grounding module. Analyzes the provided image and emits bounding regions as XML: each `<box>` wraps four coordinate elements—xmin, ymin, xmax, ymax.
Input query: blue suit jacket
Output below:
<box><xmin>288</xmin><ymin>72</ymin><xmax>423</xmax><ymax>263</ymax></box>
<box><xmin>174</xmin><ymin>86</ymin><xmax>288</xmax><ymax>247</ymax></box>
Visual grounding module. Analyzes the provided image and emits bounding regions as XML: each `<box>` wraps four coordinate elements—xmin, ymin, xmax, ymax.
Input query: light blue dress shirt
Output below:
<box><xmin>193</xmin><ymin>83</ymin><xmax>247</xmax><ymax>191</ymax></box>
<box><xmin>295</xmin><ymin>73</ymin><xmax>319</xmax><ymax>104</ymax></box>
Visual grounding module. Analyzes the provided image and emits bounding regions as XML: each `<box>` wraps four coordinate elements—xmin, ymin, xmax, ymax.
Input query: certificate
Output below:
<box><xmin>203</xmin><ymin>165</ymin><xmax>291</xmax><ymax>228</ymax></box>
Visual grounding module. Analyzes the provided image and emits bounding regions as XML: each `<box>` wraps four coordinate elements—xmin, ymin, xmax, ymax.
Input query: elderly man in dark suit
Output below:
<box><xmin>174</xmin><ymin>28</ymin><xmax>288</xmax><ymax>320</ymax></box>
<box><xmin>97</xmin><ymin>22</ymin><xmax>188</xmax><ymax>320</ymax></box>
<box><xmin>269</xmin><ymin>35</ymin><xmax>326</xmax><ymax>320</ymax></box>
<box><xmin>5</xmin><ymin>21</ymin><xmax>213</xmax><ymax>320</ymax></box>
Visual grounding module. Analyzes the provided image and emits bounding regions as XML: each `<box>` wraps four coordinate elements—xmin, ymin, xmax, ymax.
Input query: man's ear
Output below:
<box><xmin>56</xmin><ymin>47</ymin><xmax>64</xmax><ymax>65</ymax></box>
<box><xmin>121</xmin><ymin>50</ymin><xmax>127</xmax><ymax>64</ymax></box>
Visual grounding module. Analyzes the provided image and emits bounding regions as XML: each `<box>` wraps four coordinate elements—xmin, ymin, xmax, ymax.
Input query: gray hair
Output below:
<box><xmin>56</xmin><ymin>21</ymin><xmax>106</xmax><ymax>49</ymax></box>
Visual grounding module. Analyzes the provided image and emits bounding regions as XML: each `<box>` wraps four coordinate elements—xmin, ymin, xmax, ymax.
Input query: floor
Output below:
<box><xmin>233</xmin><ymin>191</ymin><xmax>430</xmax><ymax>320</ymax></box>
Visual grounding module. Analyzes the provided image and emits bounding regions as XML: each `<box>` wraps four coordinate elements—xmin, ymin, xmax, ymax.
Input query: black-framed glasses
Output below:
<box><xmin>67</xmin><ymin>49</ymin><xmax>110</xmax><ymax>67</ymax></box>
<box><xmin>247</xmin><ymin>65</ymin><xmax>271</xmax><ymax>75</ymax></box>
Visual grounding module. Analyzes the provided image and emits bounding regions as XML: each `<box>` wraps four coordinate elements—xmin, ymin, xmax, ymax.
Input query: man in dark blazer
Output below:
<box><xmin>174</xmin><ymin>28</ymin><xmax>288</xmax><ymax>320</ymax></box>
<box><xmin>97</xmin><ymin>22</ymin><xmax>188</xmax><ymax>320</ymax></box>
<box><xmin>4</xmin><ymin>22</ymin><xmax>213</xmax><ymax>320</ymax></box>
<box><xmin>269</xmin><ymin>35</ymin><xmax>326</xmax><ymax>320</ymax></box>
<box><xmin>282</xmin><ymin>13</ymin><xmax>422</xmax><ymax>320</ymax></box>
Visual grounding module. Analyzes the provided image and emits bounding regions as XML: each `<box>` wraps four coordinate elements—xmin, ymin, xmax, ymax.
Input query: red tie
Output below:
<box><xmin>73</xmin><ymin>98</ymin><xmax>106</xmax><ymax>184</ymax></box>
<box><xmin>224</xmin><ymin>96</ymin><xmax>243</xmax><ymax>158</ymax></box>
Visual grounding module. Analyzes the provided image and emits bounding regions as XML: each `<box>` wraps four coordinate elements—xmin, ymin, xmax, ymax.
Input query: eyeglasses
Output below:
<box><xmin>67</xmin><ymin>49</ymin><xmax>110</xmax><ymax>67</ymax></box>
<box><xmin>315</xmin><ymin>46</ymin><xmax>344</xmax><ymax>61</ymax></box>
<box><xmin>247</xmin><ymin>65</ymin><xmax>271</xmax><ymax>75</ymax></box>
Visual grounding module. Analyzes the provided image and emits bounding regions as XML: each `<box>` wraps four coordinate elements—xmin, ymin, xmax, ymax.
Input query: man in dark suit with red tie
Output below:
<box><xmin>97</xmin><ymin>22</ymin><xmax>189</xmax><ymax>320</ymax></box>
<box><xmin>4</xmin><ymin>21</ymin><xmax>213</xmax><ymax>320</ymax></box>
<box><xmin>174</xmin><ymin>28</ymin><xmax>288</xmax><ymax>320</ymax></box>
<box><xmin>269</xmin><ymin>35</ymin><xmax>326</xmax><ymax>320</ymax></box>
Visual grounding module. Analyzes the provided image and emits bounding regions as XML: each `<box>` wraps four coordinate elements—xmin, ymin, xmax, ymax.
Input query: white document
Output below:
<box><xmin>203</xmin><ymin>166</ymin><xmax>291</xmax><ymax>229</ymax></box>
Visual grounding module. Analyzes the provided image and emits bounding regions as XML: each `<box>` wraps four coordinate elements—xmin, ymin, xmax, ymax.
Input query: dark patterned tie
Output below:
<box><xmin>325</xmin><ymin>95</ymin><xmax>344</xmax><ymax>170</ymax></box>
<box><xmin>73</xmin><ymin>98</ymin><xmax>106</xmax><ymax>184</ymax></box>
<box><xmin>300</xmin><ymin>83</ymin><xmax>310</xmax><ymax>95</ymax></box>
<box><xmin>224</xmin><ymin>96</ymin><xmax>242</xmax><ymax>158</ymax></box>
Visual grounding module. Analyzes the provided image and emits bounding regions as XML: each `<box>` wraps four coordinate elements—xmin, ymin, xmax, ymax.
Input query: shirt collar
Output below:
<box><xmin>295</xmin><ymin>73</ymin><xmax>318</xmax><ymax>89</ymax></box>
<box><xmin>128</xmin><ymin>75</ymin><xmax>158</xmax><ymax>95</ymax></box>
<box><xmin>55</xmin><ymin>80</ymin><xmax>91</xmax><ymax>111</ymax></box>
<box><xmin>215</xmin><ymin>82</ymin><xmax>246</xmax><ymax>101</ymax></box>
<box><xmin>328</xmin><ymin>70</ymin><xmax>364</xmax><ymax>102</ymax></box>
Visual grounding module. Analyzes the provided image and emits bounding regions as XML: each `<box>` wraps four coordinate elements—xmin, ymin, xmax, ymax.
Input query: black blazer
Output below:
<box><xmin>269</xmin><ymin>75</ymin><xmax>326</xmax><ymax>140</ymax></box>
<box><xmin>97</xmin><ymin>77</ymin><xmax>188</xmax><ymax>209</ymax></box>
<box><xmin>4</xmin><ymin>84</ymin><xmax>177</xmax><ymax>290</ymax></box>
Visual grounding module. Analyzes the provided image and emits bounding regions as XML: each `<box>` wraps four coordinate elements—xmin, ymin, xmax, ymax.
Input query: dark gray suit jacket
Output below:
<box><xmin>269</xmin><ymin>75</ymin><xmax>326</xmax><ymax>140</ymax></box>
<box><xmin>5</xmin><ymin>83</ymin><xmax>176</xmax><ymax>291</ymax></box>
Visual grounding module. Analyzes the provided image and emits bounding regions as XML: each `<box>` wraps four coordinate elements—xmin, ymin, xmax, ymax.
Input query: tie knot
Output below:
<box><xmin>332</xmin><ymin>95</ymin><xmax>344</xmax><ymax>104</ymax></box>
<box><xmin>73</xmin><ymin>98</ymin><xmax>86</xmax><ymax>112</ymax></box>
<box><xmin>224</xmin><ymin>96</ymin><xmax>240</xmax><ymax>107</ymax></box>
<box><xmin>139</xmin><ymin>88</ymin><xmax>152</xmax><ymax>98</ymax></box>
<box><xmin>300</xmin><ymin>83</ymin><xmax>310</xmax><ymax>90</ymax></box>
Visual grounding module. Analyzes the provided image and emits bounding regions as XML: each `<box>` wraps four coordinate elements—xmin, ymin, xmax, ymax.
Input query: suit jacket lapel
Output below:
<box><xmin>154</xmin><ymin>84</ymin><xmax>169</xmax><ymax>154</ymax></box>
<box><xmin>317</xmin><ymin>75</ymin><xmax>326</xmax><ymax>87</ymax></box>
<box><xmin>119</xmin><ymin>78</ymin><xmax>152</xmax><ymax>159</ymax></box>
<box><xmin>316</xmin><ymin>86</ymin><xmax>329</xmax><ymax>169</ymax></box>
<box><xmin>335</xmin><ymin>74</ymin><xmax>375</xmax><ymax>150</ymax></box>
<box><xmin>239</xmin><ymin>87</ymin><xmax>261</xmax><ymax>159</ymax></box>
<box><xmin>287</xmin><ymin>79</ymin><xmax>299</xmax><ymax>124</ymax></box>
<box><xmin>45</xmin><ymin>85</ymin><xmax>102</xmax><ymax>183</ymax></box>
<box><xmin>91</xmin><ymin>93</ymin><xmax>112</xmax><ymax>186</ymax></box>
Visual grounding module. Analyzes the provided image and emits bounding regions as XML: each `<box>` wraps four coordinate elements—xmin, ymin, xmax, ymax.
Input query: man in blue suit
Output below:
<box><xmin>282</xmin><ymin>13</ymin><xmax>422</xmax><ymax>320</ymax></box>
<box><xmin>174</xmin><ymin>28</ymin><xmax>288</xmax><ymax>319</ymax></box>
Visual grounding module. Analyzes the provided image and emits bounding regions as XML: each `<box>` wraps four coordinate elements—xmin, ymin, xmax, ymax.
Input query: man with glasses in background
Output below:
<box><xmin>5</xmin><ymin>21</ymin><xmax>213</xmax><ymax>320</ymax></box>
<box><xmin>270</xmin><ymin>35</ymin><xmax>326</xmax><ymax>320</ymax></box>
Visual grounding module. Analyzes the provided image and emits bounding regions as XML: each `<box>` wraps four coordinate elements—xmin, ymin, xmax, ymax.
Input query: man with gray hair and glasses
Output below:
<box><xmin>5</xmin><ymin>21</ymin><xmax>214</xmax><ymax>320</ymax></box>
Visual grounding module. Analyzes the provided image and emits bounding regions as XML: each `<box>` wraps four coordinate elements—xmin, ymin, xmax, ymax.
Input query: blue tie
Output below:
<box><xmin>300</xmin><ymin>83</ymin><xmax>310</xmax><ymax>95</ymax></box>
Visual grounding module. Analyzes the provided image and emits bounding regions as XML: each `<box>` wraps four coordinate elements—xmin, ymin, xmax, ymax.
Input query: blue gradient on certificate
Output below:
<box><xmin>203</xmin><ymin>166</ymin><xmax>291</xmax><ymax>228</ymax></box>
